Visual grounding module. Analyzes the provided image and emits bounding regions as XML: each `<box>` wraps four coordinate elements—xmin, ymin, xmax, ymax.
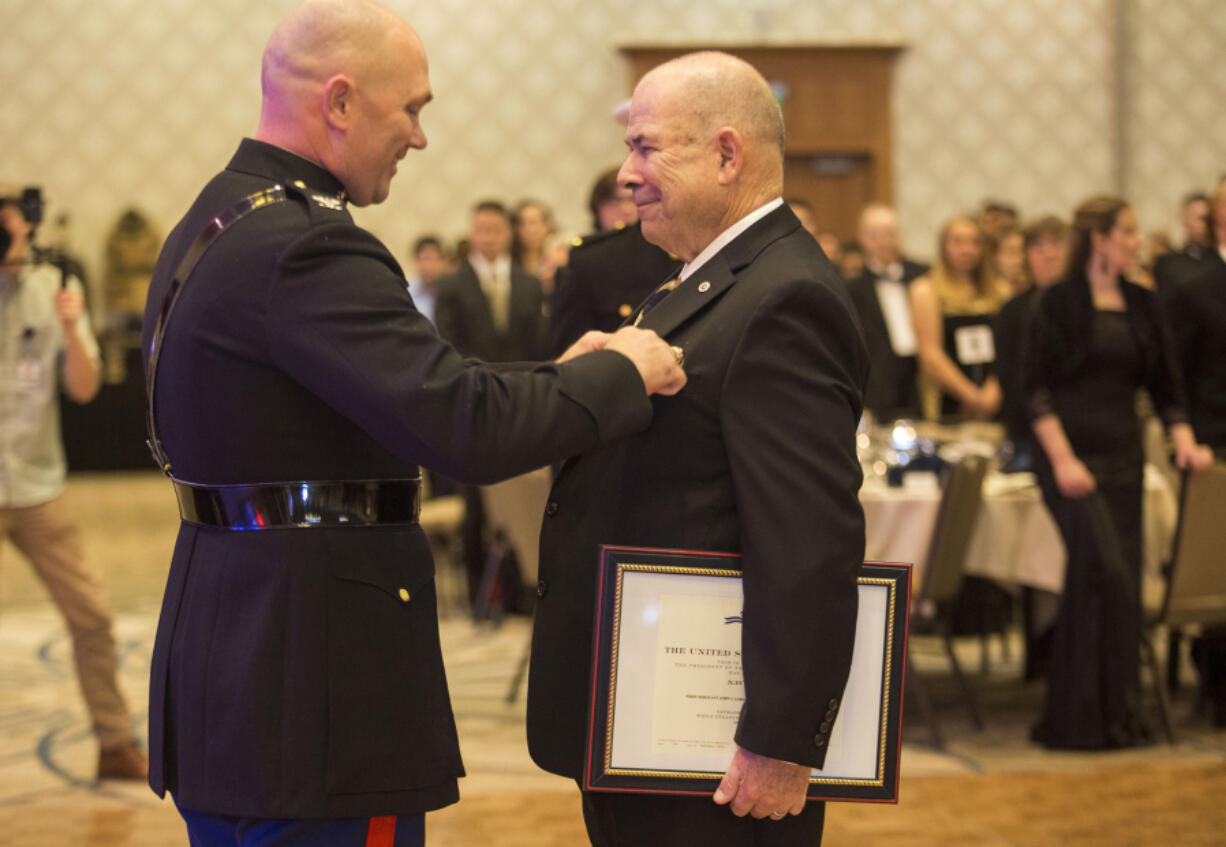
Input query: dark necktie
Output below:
<box><xmin>633</xmin><ymin>276</ymin><xmax>683</xmax><ymax>326</ymax></box>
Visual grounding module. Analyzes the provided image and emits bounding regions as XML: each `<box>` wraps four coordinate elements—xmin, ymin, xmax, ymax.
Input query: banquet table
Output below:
<box><xmin>860</xmin><ymin>465</ymin><xmax>1178</xmax><ymax>595</ymax></box>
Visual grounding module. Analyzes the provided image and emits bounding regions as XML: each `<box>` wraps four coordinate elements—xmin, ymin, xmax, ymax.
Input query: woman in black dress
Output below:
<box><xmin>1025</xmin><ymin>195</ymin><xmax>1213</xmax><ymax>749</ymax></box>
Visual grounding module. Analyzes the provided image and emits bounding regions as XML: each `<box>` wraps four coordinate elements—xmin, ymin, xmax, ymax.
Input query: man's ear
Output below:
<box><xmin>323</xmin><ymin>74</ymin><xmax>356</xmax><ymax>130</ymax></box>
<box><xmin>714</xmin><ymin>127</ymin><xmax>743</xmax><ymax>185</ymax></box>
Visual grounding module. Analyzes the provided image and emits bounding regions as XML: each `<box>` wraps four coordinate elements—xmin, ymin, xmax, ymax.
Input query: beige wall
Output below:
<box><xmin>2</xmin><ymin>0</ymin><xmax>1224</xmax><ymax>306</ymax></box>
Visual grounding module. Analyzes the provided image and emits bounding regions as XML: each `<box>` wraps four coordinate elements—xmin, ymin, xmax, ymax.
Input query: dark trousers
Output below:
<box><xmin>176</xmin><ymin>802</ymin><xmax>425</xmax><ymax>847</ymax></box>
<box><xmin>581</xmin><ymin>789</ymin><xmax>825</xmax><ymax>846</ymax></box>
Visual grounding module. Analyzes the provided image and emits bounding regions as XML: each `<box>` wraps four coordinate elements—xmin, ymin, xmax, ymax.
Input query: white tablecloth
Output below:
<box><xmin>860</xmin><ymin>465</ymin><xmax>1178</xmax><ymax>594</ymax></box>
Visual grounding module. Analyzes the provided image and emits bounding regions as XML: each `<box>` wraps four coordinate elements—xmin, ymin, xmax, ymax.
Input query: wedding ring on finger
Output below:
<box><xmin>670</xmin><ymin>345</ymin><xmax>685</xmax><ymax>367</ymax></box>
<box><xmin>770</xmin><ymin>811</ymin><xmax>786</xmax><ymax>819</ymax></box>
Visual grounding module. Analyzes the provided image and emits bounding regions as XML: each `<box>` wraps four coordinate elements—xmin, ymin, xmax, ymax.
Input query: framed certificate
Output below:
<box><xmin>584</xmin><ymin>546</ymin><xmax>910</xmax><ymax>803</ymax></box>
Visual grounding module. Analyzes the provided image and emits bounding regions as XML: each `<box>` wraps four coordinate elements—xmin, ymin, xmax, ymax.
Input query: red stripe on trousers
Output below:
<box><xmin>366</xmin><ymin>816</ymin><xmax>397</xmax><ymax>847</ymax></box>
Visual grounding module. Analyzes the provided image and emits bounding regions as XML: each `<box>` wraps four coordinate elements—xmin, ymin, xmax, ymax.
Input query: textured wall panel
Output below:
<box><xmin>0</xmin><ymin>0</ymin><xmax>1220</xmax><ymax>302</ymax></box>
<box><xmin>1126</xmin><ymin>0</ymin><xmax>1226</xmax><ymax>246</ymax></box>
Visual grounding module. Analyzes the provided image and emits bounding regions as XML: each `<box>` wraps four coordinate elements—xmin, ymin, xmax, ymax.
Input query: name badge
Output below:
<box><xmin>954</xmin><ymin>324</ymin><xmax>995</xmax><ymax>366</ymax></box>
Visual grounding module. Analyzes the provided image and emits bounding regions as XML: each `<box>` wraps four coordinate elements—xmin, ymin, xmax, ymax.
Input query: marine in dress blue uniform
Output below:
<box><xmin>141</xmin><ymin>3</ymin><xmax>683</xmax><ymax>844</ymax></box>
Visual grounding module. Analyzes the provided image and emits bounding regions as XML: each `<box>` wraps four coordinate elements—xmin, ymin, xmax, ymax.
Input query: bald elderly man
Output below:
<box><xmin>141</xmin><ymin>1</ymin><xmax>682</xmax><ymax>843</ymax></box>
<box><xmin>847</xmin><ymin>203</ymin><xmax>929</xmax><ymax>421</ymax></box>
<box><xmin>526</xmin><ymin>52</ymin><xmax>868</xmax><ymax>846</ymax></box>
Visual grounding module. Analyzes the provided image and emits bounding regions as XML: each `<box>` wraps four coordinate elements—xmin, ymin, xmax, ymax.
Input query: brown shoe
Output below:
<box><xmin>97</xmin><ymin>741</ymin><xmax>149</xmax><ymax>781</ymax></box>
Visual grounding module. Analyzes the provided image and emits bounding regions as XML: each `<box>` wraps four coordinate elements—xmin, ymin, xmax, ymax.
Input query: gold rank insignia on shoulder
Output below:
<box><xmin>309</xmin><ymin>192</ymin><xmax>346</xmax><ymax>211</ymax></box>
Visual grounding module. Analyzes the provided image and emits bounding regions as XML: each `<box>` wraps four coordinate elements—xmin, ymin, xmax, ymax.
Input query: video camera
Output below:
<box><xmin>0</xmin><ymin>186</ymin><xmax>44</xmax><ymax>259</ymax></box>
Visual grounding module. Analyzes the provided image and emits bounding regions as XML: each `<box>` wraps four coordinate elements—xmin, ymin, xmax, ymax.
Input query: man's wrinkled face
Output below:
<box><xmin>343</xmin><ymin>35</ymin><xmax>431</xmax><ymax>206</ymax></box>
<box><xmin>471</xmin><ymin>209</ymin><xmax>511</xmax><ymax>261</ymax></box>
<box><xmin>618</xmin><ymin>79</ymin><xmax>719</xmax><ymax>261</ymax></box>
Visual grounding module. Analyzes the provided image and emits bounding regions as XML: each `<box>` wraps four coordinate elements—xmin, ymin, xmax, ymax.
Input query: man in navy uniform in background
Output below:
<box><xmin>141</xmin><ymin>1</ymin><xmax>684</xmax><ymax>844</ymax></box>
<box><xmin>550</xmin><ymin>167</ymin><xmax>678</xmax><ymax>356</ymax></box>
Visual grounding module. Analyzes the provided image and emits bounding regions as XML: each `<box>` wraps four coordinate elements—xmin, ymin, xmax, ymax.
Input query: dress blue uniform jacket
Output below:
<box><xmin>141</xmin><ymin>139</ymin><xmax>652</xmax><ymax>819</ymax></box>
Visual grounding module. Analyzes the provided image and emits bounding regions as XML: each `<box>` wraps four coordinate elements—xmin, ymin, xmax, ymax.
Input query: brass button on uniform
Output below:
<box><xmin>618</xmin><ymin>303</ymin><xmax>633</xmax><ymax>318</ymax></box>
<box><xmin>545</xmin><ymin>501</ymin><xmax>559</xmax><ymax>516</ymax></box>
<box><xmin>398</xmin><ymin>588</ymin><xmax>411</xmax><ymax>603</ymax></box>
<box><xmin>536</xmin><ymin>579</ymin><xmax>548</xmax><ymax>598</ymax></box>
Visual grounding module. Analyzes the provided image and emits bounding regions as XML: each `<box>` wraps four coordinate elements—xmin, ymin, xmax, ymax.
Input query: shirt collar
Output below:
<box><xmin>679</xmin><ymin>197</ymin><xmax>784</xmax><ymax>281</ymax></box>
<box><xmin>469</xmin><ymin>251</ymin><xmax>510</xmax><ymax>280</ymax></box>
<box><xmin>867</xmin><ymin>257</ymin><xmax>904</xmax><ymax>282</ymax></box>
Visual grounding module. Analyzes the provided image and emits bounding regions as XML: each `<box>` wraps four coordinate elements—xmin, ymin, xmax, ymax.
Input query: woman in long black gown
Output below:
<box><xmin>1025</xmin><ymin>196</ymin><xmax>1214</xmax><ymax>749</ymax></box>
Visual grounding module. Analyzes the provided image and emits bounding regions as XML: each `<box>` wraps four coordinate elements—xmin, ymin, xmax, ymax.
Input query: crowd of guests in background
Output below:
<box><xmin>406</xmin><ymin>168</ymin><xmax>1226</xmax><ymax>749</ymax></box>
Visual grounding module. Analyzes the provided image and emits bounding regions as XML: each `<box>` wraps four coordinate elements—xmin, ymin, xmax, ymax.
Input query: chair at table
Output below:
<box><xmin>1140</xmin><ymin>461</ymin><xmax>1226</xmax><ymax>743</ymax></box>
<box><xmin>473</xmin><ymin>467</ymin><xmax>553</xmax><ymax>702</ymax></box>
<box><xmin>473</xmin><ymin>467</ymin><xmax>552</xmax><ymax>623</ymax></box>
<box><xmin>418</xmin><ymin>475</ymin><xmax>467</xmax><ymax>617</ymax></box>
<box><xmin>906</xmin><ymin>454</ymin><xmax>990</xmax><ymax>750</ymax></box>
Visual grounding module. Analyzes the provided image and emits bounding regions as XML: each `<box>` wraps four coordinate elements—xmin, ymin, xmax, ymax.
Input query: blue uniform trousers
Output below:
<box><xmin>176</xmin><ymin>801</ymin><xmax>425</xmax><ymax>847</ymax></box>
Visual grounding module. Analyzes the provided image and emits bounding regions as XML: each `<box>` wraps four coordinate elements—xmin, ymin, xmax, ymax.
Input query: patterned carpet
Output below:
<box><xmin>1</xmin><ymin>473</ymin><xmax>1224</xmax><ymax>845</ymax></box>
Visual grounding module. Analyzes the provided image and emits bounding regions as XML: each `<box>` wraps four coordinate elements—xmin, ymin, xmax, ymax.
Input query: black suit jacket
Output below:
<box><xmin>526</xmin><ymin>204</ymin><xmax>868</xmax><ymax>780</ymax></box>
<box><xmin>434</xmin><ymin>259</ymin><xmax>546</xmax><ymax>362</ymax></box>
<box><xmin>846</xmin><ymin>259</ymin><xmax>928</xmax><ymax>420</ymax></box>
<box><xmin>141</xmin><ymin>139</ymin><xmax>652</xmax><ymax>819</ymax></box>
<box><xmin>549</xmin><ymin>222</ymin><xmax>679</xmax><ymax>357</ymax></box>
<box><xmin>1160</xmin><ymin>251</ymin><xmax>1226</xmax><ymax>449</ymax></box>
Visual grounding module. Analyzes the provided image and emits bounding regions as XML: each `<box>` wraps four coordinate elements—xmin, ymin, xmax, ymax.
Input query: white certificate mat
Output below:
<box><xmin>610</xmin><ymin>572</ymin><xmax>888</xmax><ymax>780</ymax></box>
<box><xmin>586</xmin><ymin>547</ymin><xmax>909</xmax><ymax>802</ymax></box>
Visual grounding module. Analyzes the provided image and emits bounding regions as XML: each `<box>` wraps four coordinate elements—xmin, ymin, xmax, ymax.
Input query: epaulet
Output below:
<box><xmin>569</xmin><ymin>224</ymin><xmax>631</xmax><ymax>250</ymax></box>
<box><xmin>284</xmin><ymin>180</ymin><xmax>349</xmax><ymax>215</ymax></box>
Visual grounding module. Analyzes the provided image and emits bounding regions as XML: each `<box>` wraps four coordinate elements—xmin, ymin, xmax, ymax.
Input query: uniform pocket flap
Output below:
<box><xmin>325</xmin><ymin>527</ymin><xmax>435</xmax><ymax>602</ymax></box>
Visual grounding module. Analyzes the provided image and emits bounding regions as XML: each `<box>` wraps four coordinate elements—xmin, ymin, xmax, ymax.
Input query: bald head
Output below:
<box><xmin>638</xmin><ymin>52</ymin><xmax>785</xmax><ymax>162</ymax></box>
<box><xmin>261</xmin><ymin>0</ymin><xmax>410</xmax><ymax>104</ymax></box>
<box><xmin>255</xmin><ymin>0</ymin><xmax>432</xmax><ymax>206</ymax></box>
<box><xmin>858</xmin><ymin>203</ymin><xmax>901</xmax><ymax>267</ymax></box>
<box><xmin>620</xmin><ymin>52</ymin><xmax>785</xmax><ymax>260</ymax></box>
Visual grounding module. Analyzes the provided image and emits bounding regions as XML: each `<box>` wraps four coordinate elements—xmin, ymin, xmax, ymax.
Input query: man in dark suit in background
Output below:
<box><xmin>435</xmin><ymin>200</ymin><xmax>548</xmax><ymax>363</ymax></box>
<box><xmin>526</xmin><ymin>51</ymin><xmax>868</xmax><ymax>846</ymax></box>
<box><xmin>435</xmin><ymin>200</ymin><xmax>554</xmax><ymax>609</ymax></box>
<box><xmin>847</xmin><ymin>203</ymin><xmax>928</xmax><ymax>421</ymax></box>
<box><xmin>1154</xmin><ymin>191</ymin><xmax>1215</xmax><ymax>289</ymax></box>
<box><xmin>140</xmin><ymin>1</ymin><xmax>684</xmax><ymax>843</ymax></box>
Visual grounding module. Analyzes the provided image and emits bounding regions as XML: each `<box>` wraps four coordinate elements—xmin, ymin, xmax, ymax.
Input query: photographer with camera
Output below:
<box><xmin>0</xmin><ymin>182</ymin><xmax>146</xmax><ymax>781</ymax></box>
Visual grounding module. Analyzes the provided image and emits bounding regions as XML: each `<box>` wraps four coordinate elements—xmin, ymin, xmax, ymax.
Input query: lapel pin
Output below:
<box><xmin>698</xmin><ymin>281</ymin><xmax>711</xmax><ymax>293</ymax></box>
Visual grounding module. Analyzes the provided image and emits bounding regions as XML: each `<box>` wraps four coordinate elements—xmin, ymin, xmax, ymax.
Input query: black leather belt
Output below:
<box><xmin>173</xmin><ymin>477</ymin><xmax>422</xmax><ymax>530</ymax></box>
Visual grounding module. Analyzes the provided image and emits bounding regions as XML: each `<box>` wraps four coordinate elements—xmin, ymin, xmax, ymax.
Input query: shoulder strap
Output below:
<box><xmin>145</xmin><ymin>185</ymin><xmax>288</xmax><ymax>475</ymax></box>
